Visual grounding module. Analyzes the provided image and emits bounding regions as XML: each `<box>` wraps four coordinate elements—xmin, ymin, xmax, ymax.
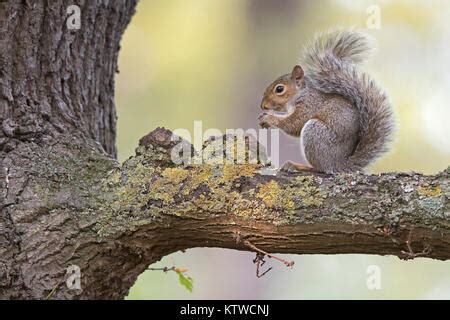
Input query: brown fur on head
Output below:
<box><xmin>260</xmin><ymin>65</ymin><xmax>305</xmax><ymax>115</ymax></box>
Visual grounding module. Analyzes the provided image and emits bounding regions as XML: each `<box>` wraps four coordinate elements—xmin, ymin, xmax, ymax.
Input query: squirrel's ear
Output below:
<box><xmin>291</xmin><ymin>65</ymin><xmax>304</xmax><ymax>81</ymax></box>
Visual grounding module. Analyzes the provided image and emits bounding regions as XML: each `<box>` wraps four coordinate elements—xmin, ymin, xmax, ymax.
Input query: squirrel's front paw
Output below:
<box><xmin>258</xmin><ymin>113</ymin><xmax>279</xmax><ymax>129</ymax></box>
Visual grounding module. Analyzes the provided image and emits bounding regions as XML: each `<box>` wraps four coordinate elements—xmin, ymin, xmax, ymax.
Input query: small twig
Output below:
<box><xmin>400</xmin><ymin>227</ymin><xmax>432</xmax><ymax>260</ymax></box>
<box><xmin>148</xmin><ymin>265</ymin><xmax>189</xmax><ymax>274</ymax></box>
<box><xmin>148</xmin><ymin>266</ymin><xmax>175</xmax><ymax>272</ymax></box>
<box><xmin>253</xmin><ymin>252</ymin><xmax>272</xmax><ymax>278</ymax></box>
<box><xmin>148</xmin><ymin>264</ymin><xmax>193</xmax><ymax>292</ymax></box>
<box><xmin>377</xmin><ymin>225</ymin><xmax>401</xmax><ymax>245</ymax></box>
<box><xmin>244</xmin><ymin>240</ymin><xmax>295</xmax><ymax>268</ymax></box>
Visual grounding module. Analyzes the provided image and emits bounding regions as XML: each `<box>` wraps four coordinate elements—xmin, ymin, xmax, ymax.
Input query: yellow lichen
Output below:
<box><xmin>221</xmin><ymin>164</ymin><xmax>257</xmax><ymax>182</ymax></box>
<box><xmin>418</xmin><ymin>184</ymin><xmax>442</xmax><ymax>197</ymax></box>
<box><xmin>257</xmin><ymin>180</ymin><xmax>282</xmax><ymax>208</ymax></box>
<box><xmin>109</xmin><ymin>164</ymin><xmax>156</xmax><ymax>208</ymax></box>
<box><xmin>257</xmin><ymin>175</ymin><xmax>326</xmax><ymax>212</ymax></box>
<box><xmin>291</xmin><ymin>175</ymin><xmax>326</xmax><ymax>207</ymax></box>
<box><xmin>301</xmin><ymin>194</ymin><xmax>325</xmax><ymax>206</ymax></box>
<box><xmin>148</xmin><ymin>168</ymin><xmax>189</xmax><ymax>203</ymax></box>
<box><xmin>281</xmin><ymin>196</ymin><xmax>296</xmax><ymax>211</ymax></box>
<box><xmin>190</xmin><ymin>165</ymin><xmax>213</xmax><ymax>187</ymax></box>
<box><xmin>292</xmin><ymin>175</ymin><xmax>315</xmax><ymax>185</ymax></box>
<box><xmin>161</xmin><ymin>167</ymin><xmax>189</xmax><ymax>183</ymax></box>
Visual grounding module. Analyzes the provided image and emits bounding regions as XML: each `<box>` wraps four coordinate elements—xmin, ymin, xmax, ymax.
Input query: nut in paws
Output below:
<box><xmin>258</xmin><ymin>114</ymin><xmax>278</xmax><ymax>129</ymax></box>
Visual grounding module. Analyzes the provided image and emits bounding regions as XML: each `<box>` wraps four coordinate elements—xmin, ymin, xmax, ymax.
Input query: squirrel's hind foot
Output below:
<box><xmin>280</xmin><ymin>161</ymin><xmax>320</xmax><ymax>174</ymax></box>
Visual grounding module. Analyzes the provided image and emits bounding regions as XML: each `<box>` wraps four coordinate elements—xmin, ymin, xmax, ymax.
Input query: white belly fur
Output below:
<box><xmin>299</xmin><ymin>119</ymin><xmax>314</xmax><ymax>167</ymax></box>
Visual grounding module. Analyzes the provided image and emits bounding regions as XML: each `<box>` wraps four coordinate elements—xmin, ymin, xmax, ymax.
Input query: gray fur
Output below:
<box><xmin>303</xmin><ymin>29</ymin><xmax>374</xmax><ymax>66</ymax></box>
<box><xmin>302</xmin><ymin>29</ymin><xmax>396</xmax><ymax>171</ymax></box>
<box><xmin>301</xmin><ymin>96</ymin><xmax>360</xmax><ymax>173</ymax></box>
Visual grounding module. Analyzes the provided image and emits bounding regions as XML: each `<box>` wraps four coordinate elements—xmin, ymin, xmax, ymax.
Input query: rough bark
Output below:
<box><xmin>0</xmin><ymin>0</ymin><xmax>135</xmax><ymax>157</ymax></box>
<box><xmin>0</xmin><ymin>0</ymin><xmax>137</xmax><ymax>299</ymax></box>
<box><xmin>0</xmin><ymin>0</ymin><xmax>449</xmax><ymax>300</ymax></box>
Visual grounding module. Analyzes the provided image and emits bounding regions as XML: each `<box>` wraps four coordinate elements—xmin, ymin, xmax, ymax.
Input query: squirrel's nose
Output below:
<box><xmin>261</xmin><ymin>102</ymin><xmax>269</xmax><ymax>110</ymax></box>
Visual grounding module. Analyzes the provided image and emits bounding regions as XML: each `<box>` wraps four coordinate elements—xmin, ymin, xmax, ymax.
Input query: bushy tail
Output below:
<box><xmin>302</xmin><ymin>29</ymin><xmax>395</xmax><ymax>171</ymax></box>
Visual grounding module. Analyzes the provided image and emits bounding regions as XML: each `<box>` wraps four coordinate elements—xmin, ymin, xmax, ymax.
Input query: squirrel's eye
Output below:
<box><xmin>274</xmin><ymin>84</ymin><xmax>286</xmax><ymax>94</ymax></box>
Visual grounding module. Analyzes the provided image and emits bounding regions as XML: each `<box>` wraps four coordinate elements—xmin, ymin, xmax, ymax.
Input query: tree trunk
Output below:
<box><xmin>0</xmin><ymin>0</ymin><xmax>137</xmax><ymax>299</ymax></box>
<box><xmin>0</xmin><ymin>0</ymin><xmax>449</xmax><ymax>300</ymax></box>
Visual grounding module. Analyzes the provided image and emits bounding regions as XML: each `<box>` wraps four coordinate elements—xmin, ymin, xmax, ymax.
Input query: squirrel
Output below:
<box><xmin>258</xmin><ymin>29</ymin><xmax>396</xmax><ymax>174</ymax></box>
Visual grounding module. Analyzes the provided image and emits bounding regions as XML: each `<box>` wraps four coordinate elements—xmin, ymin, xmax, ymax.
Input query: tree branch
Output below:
<box><xmin>2</xmin><ymin>127</ymin><xmax>449</xmax><ymax>299</ymax></box>
<box><xmin>101</xmin><ymin>128</ymin><xmax>450</xmax><ymax>260</ymax></box>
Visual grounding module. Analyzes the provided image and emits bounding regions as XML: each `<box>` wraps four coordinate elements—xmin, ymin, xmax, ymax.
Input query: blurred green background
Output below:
<box><xmin>116</xmin><ymin>0</ymin><xmax>450</xmax><ymax>299</ymax></box>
